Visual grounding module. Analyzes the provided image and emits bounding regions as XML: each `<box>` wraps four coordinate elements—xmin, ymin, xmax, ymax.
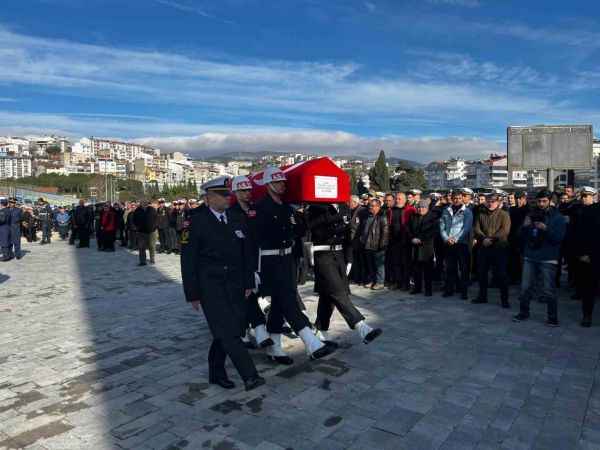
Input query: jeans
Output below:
<box><xmin>365</xmin><ymin>250</ymin><xmax>386</xmax><ymax>285</ymax></box>
<box><xmin>519</xmin><ymin>259</ymin><xmax>558</xmax><ymax>321</ymax></box>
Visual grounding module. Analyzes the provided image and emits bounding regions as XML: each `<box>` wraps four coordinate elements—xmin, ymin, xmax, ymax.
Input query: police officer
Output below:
<box><xmin>0</xmin><ymin>199</ymin><xmax>10</xmax><ymax>261</ymax></box>
<box><xmin>572</xmin><ymin>187</ymin><xmax>599</xmax><ymax>327</ymax></box>
<box><xmin>255</xmin><ymin>167</ymin><xmax>336</xmax><ymax>363</ymax></box>
<box><xmin>229</xmin><ymin>175</ymin><xmax>274</xmax><ymax>350</ymax></box>
<box><xmin>306</xmin><ymin>202</ymin><xmax>382</xmax><ymax>345</ymax></box>
<box><xmin>181</xmin><ymin>176</ymin><xmax>265</xmax><ymax>391</ymax></box>
<box><xmin>7</xmin><ymin>198</ymin><xmax>23</xmax><ymax>259</ymax></box>
<box><xmin>37</xmin><ymin>198</ymin><xmax>53</xmax><ymax>244</ymax></box>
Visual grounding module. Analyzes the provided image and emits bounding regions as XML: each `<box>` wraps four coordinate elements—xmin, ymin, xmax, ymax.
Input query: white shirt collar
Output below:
<box><xmin>209</xmin><ymin>207</ymin><xmax>227</xmax><ymax>224</ymax></box>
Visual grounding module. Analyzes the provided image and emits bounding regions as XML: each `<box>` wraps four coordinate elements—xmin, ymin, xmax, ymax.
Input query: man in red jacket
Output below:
<box><xmin>99</xmin><ymin>203</ymin><xmax>117</xmax><ymax>252</ymax></box>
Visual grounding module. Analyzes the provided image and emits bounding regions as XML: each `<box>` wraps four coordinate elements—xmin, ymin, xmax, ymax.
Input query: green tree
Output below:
<box><xmin>369</xmin><ymin>150</ymin><xmax>390</xmax><ymax>192</ymax></box>
<box><xmin>391</xmin><ymin>164</ymin><xmax>427</xmax><ymax>192</ymax></box>
<box><xmin>46</xmin><ymin>145</ymin><xmax>61</xmax><ymax>156</ymax></box>
<box><xmin>345</xmin><ymin>168</ymin><xmax>360</xmax><ymax>195</ymax></box>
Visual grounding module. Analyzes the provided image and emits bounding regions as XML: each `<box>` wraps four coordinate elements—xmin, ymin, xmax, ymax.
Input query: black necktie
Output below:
<box><xmin>219</xmin><ymin>214</ymin><xmax>226</xmax><ymax>224</ymax></box>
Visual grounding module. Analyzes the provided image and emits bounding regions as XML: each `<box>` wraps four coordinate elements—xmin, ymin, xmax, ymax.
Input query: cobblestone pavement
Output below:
<box><xmin>1</xmin><ymin>239</ymin><xmax>600</xmax><ymax>450</ymax></box>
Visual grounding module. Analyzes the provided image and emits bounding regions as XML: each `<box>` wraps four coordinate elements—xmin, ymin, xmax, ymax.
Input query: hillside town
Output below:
<box><xmin>3</xmin><ymin>135</ymin><xmax>600</xmax><ymax>195</ymax></box>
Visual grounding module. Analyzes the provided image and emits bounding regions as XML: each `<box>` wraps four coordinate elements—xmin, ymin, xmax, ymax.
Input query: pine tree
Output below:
<box><xmin>369</xmin><ymin>150</ymin><xmax>390</xmax><ymax>192</ymax></box>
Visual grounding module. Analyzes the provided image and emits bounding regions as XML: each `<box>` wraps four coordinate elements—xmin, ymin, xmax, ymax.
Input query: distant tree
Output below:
<box><xmin>345</xmin><ymin>168</ymin><xmax>360</xmax><ymax>195</ymax></box>
<box><xmin>46</xmin><ymin>145</ymin><xmax>61</xmax><ymax>156</ymax></box>
<box><xmin>369</xmin><ymin>150</ymin><xmax>390</xmax><ymax>192</ymax></box>
<box><xmin>391</xmin><ymin>167</ymin><xmax>427</xmax><ymax>192</ymax></box>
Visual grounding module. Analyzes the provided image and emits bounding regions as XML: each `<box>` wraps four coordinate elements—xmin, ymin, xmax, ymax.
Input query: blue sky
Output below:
<box><xmin>1</xmin><ymin>0</ymin><xmax>599</xmax><ymax>161</ymax></box>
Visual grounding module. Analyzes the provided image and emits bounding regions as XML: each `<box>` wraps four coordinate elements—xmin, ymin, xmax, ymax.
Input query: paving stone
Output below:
<box><xmin>1</xmin><ymin>240</ymin><xmax>598</xmax><ymax>450</ymax></box>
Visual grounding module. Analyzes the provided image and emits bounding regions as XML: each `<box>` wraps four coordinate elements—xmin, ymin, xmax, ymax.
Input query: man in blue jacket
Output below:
<box><xmin>513</xmin><ymin>190</ymin><xmax>566</xmax><ymax>327</ymax></box>
<box><xmin>440</xmin><ymin>190</ymin><xmax>473</xmax><ymax>300</ymax></box>
<box><xmin>7</xmin><ymin>198</ymin><xmax>23</xmax><ymax>259</ymax></box>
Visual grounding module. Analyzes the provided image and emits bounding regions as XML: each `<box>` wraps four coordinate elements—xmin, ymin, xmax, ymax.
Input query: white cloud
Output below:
<box><xmin>0</xmin><ymin>110</ymin><xmax>502</xmax><ymax>162</ymax></box>
<box><xmin>0</xmin><ymin>25</ymin><xmax>570</xmax><ymax>126</ymax></box>
<box><xmin>364</xmin><ymin>2</ymin><xmax>376</xmax><ymax>12</ymax></box>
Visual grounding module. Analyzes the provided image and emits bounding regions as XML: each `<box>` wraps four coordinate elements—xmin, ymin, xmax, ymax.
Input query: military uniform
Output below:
<box><xmin>307</xmin><ymin>203</ymin><xmax>382</xmax><ymax>343</ymax></box>
<box><xmin>37</xmin><ymin>202</ymin><xmax>53</xmax><ymax>244</ymax></box>
<box><xmin>7</xmin><ymin>200</ymin><xmax>22</xmax><ymax>259</ymax></box>
<box><xmin>255</xmin><ymin>166</ymin><xmax>336</xmax><ymax>361</ymax></box>
<box><xmin>0</xmin><ymin>200</ymin><xmax>10</xmax><ymax>261</ymax></box>
<box><xmin>181</xmin><ymin>177</ymin><xmax>263</xmax><ymax>390</ymax></box>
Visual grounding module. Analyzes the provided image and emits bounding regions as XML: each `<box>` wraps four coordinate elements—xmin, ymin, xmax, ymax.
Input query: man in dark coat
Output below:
<box><xmin>229</xmin><ymin>176</ymin><xmax>273</xmax><ymax>350</ymax></box>
<box><xmin>408</xmin><ymin>199</ymin><xmax>440</xmax><ymax>296</ymax></box>
<box><xmin>472</xmin><ymin>194</ymin><xmax>511</xmax><ymax>308</ymax></box>
<box><xmin>255</xmin><ymin>167</ymin><xmax>336</xmax><ymax>363</ymax></box>
<box><xmin>7</xmin><ymin>198</ymin><xmax>23</xmax><ymax>259</ymax></box>
<box><xmin>37</xmin><ymin>198</ymin><xmax>53</xmax><ymax>245</ymax></box>
<box><xmin>0</xmin><ymin>199</ymin><xmax>10</xmax><ymax>261</ymax></box>
<box><xmin>306</xmin><ymin>202</ymin><xmax>382</xmax><ymax>345</ymax></box>
<box><xmin>508</xmin><ymin>192</ymin><xmax>529</xmax><ymax>285</ymax></box>
<box><xmin>133</xmin><ymin>201</ymin><xmax>157</xmax><ymax>266</ymax></box>
<box><xmin>360</xmin><ymin>198</ymin><xmax>389</xmax><ymax>290</ymax></box>
<box><xmin>156</xmin><ymin>199</ymin><xmax>172</xmax><ymax>253</ymax></box>
<box><xmin>348</xmin><ymin>195</ymin><xmax>369</xmax><ymax>285</ymax></box>
<box><xmin>72</xmin><ymin>199</ymin><xmax>93</xmax><ymax>248</ymax></box>
<box><xmin>571</xmin><ymin>187</ymin><xmax>599</xmax><ymax>327</ymax></box>
<box><xmin>181</xmin><ymin>176</ymin><xmax>264</xmax><ymax>391</ymax></box>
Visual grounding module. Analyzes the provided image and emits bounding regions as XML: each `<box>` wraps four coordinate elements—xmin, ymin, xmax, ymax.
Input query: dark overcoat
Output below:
<box><xmin>181</xmin><ymin>206</ymin><xmax>255</xmax><ymax>339</ymax></box>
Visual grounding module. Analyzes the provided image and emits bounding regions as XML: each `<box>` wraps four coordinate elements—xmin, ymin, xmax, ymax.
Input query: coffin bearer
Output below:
<box><xmin>255</xmin><ymin>167</ymin><xmax>336</xmax><ymax>363</ymax></box>
<box><xmin>230</xmin><ymin>175</ymin><xmax>274</xmax><ymax>349</ymax></box>
<box><xmin>306</xmin><ymin>202</ymin><xmax>382</xmax><ymax>345</ymax></box>
<box><xmin>181</xmin><ymin>176</ymin><xmax>265</xmax><ymax>391</ymax></box>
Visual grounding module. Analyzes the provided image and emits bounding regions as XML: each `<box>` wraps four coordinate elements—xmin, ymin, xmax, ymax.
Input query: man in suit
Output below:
<box><xmin>181</xmin><ymin>176</ymin><xmax>265</xmax><ymax>392</ymax></box>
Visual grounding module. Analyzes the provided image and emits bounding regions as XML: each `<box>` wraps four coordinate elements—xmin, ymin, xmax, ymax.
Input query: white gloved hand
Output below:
<box><xmin>346</xmin><ymin>263</ymin><xmax>352</xmax><ymax>276</ymax></box>
<box><xmin>252</xmin><ymin>272</ymin><xmax>261</xmax><ymax>293</ymax></box>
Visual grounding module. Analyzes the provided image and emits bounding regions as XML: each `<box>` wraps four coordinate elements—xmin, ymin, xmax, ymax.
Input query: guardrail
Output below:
<box><xmin>0</xmin><ymin>185</ymin><xmax>78</xmax><ymax>206</ymax></box>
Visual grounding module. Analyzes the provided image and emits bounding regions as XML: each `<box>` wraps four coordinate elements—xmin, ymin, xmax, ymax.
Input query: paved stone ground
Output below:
<box><xmin>1</xmin><ymin>238</ymin><xmax>600</xmax><ymax>450</ymax></box>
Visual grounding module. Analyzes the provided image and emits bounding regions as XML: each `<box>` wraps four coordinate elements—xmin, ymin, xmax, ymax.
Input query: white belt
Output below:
<box><xmin>258</xmin><ymin>246</ymin><xmax>293</xmax><ymax>273</ymax></box>
<box><xmin>259</xmin><ymin>247</ymin><xmax>293</xmax><ymax>257</ymax></box>
<box><xmin>313</xmin><ymin>245</ymin><xmax>343</xmax><ymax>252</ymax></box>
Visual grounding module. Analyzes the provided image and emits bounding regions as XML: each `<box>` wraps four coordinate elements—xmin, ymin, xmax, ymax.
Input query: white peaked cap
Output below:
<box><xmin>231</xmin><ymin>175</ymin><xmax>253</xmax><ymax>191</ymax></box>
<box><xmin>260</xmin><ymin>166</ymin><xmax>286</xmax><ymax>185</ymax></box>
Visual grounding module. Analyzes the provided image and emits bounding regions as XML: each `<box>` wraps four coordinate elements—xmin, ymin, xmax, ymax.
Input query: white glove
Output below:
<box><xmin>252</xmin><ymin>272</ymin><xmax>261</xmax><ymax>294</ymax></box>
<box><xmin>346</xmin><ymin>263</ymin><xmax>352</xmax><ymax>276</ymax></box>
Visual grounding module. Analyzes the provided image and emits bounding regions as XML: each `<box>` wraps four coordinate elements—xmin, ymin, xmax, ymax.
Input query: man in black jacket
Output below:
<box><xmin>156</xmin><ymin>199</ymin><xmax>172</xmax><ymax>253</ymax></box>
<box><xmin>133</xmin><ymin>201</ymin><xmax>157</xmax><ymax>266</ymax></box>
<box><xmin>72</xmin><ymin>199</ymin><xmax>92</xmax><ymax>248</ymax></box>
<box><xmin>408</xmin><ymin>199</ymin><xmax>440</xmax><ymax>296</ymax></box>
<box><xmin>361</xmin><ymin>199</ymin><xmax>389</xmax><ymax>290</ymax></box>
<box><xmin>181</xmin><ymin>176</ymin><xmax>264</xmax><ymax>391</ymax></box>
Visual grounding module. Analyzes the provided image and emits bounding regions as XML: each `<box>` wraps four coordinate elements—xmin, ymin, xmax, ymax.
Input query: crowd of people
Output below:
<box><xmin>346</xmin><ymin>185</ymin><xmax>600</xmax><ymax>328</ymax></box>
<box><xmin>0</xmin><ymin>196</ymin><xmax>202</xmax><ymax>266</ymax></box>
<box><xmin>2</xmin><ymin>176</ymin><xmax>599</xmax><ymax>392</ymax></box>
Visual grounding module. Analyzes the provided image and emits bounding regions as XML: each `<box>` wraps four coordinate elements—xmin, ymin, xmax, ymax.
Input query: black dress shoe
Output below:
<box><xmin>471</xmin><ymin>297</ymin><xmax>488</xmax><ymax>304</ymax></box>
<box><xmin>512</xmin><ymin>313</ymin><xmax>529</xmax><ymax>322</ymax></box>
<box><xmin>310</xmin><ymin>342</ymin><xmax>337</xmax><ymax>360</ymax></box>
<box><xmin>363</xmin><ymin>328</ymin><xmax>382</xmax><ymax>344</ymax></box>
<box><xmin>581</xmin><ymin>317</ymin><xmax>592</xmax><ymax>328</ymax></box>
<box><xmin>267</xmin><ymin>355</ymin><xmax>294</xmax><ymax>365</ymax></box>
<box><xmin>442</xmin><ymin>291</ymin><xmax>454</xmax><ymax>298</ymax></box>
<box><xmin>258</xmin><ymin>338</ymin><xmax>274</xmax><ymax>348</ymax></box>
<box><xmin>243</xmin><ymin>340</ymin><xmax>258</xmax><ymax>349</ymax></box>
<box><xmin>460</xmin><ymin>293</ymin><xmax>469</xmax><ymax>300</ymax></box>
<box><xmin>244</xmin><ymin>376</ymin><xmax>266</xmax><ymax>392</ymax></box>
<box><xmin>424</xmin><ymin>292</ymin><xmax>432</xmax><ymax>297</ymax></box>
<box><xmin>409</xmin><ymin>289</ymin><xmax>421</xmax><ymax>295</ymax></box>
<box><xmin>501</xmin><ymin>301</ymin><xmax>510</xmax><ymax>309</ymax></box>
<box><xmin>209</xmin><ymin>377</ymin><xmax>235</xmax><ymax>389</ymax></box>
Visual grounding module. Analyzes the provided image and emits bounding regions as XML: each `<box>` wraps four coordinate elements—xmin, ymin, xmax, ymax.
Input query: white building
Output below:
<box><xmin>72</xmin><ymin>137</ymin><xmax>93</xmax><ymax>156</ymax></box>
<box><xmin>0</xmin><ymin>157</ymin><xmax>33</xmax><ymax>179</ymax></box>
<box><xmin>0</xmin><ymin>137</ymin><xmax>31</xmax><ymax>157</ymax></box>
<box><xmin>89</xmin><ymin>137</ymin><xmax>157</xmax><ymax>162</ymax></box>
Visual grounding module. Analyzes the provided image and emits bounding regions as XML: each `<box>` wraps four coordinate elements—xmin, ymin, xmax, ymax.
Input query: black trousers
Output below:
<box><xmin>413</xmin><ymin>259</ymin><xmax>434</xmax><ymax>294</ymax></box>
<box><xmin>208</xmin><ymin>338</ymin><xmax>258</xmax><ymax>381</ymax></box>
<box><xmin>100</xmin><ymin>231</ymin><xmax>116</xmax><ymax>251</ymax></box>
<box><xmin>508</xmin><ymin>241</ymin><xmax>522</xmax><ymax>284</ymax></box>
<box><xmin>158</xmin><ymin>228</ymin><xmax>172</xmax><ymax>252</ymax></box>
<box><xmin>444</xmin><ymin>243</ymin><xmax>470</xmax><ymax>295</ymax></box>
<box><xmin>315</xmin><ymin>291</ymin><xmax>365</xmax><ymax>331</ymax></box>
<box><xmin>246</xmin><ymin>292</ymin><xmax>266</xmax><ymax>328</ymax></box>
<box><xmin>265</xmin><ymin>255</ymin><xmax>311</xmax><ymax>334</ymax></box>
<box><xmin>578</xmin><ymin>260</ymin><xmax>598</xmax><ymax>318</ymax></box>
<box><xmin>477</xmin><ymin>246</ymin><xmax>509</xmax><ymax>302</ymax></box>
<box><xmin>78</xmin><ymin>227</ymin><xmax>90</xmax><ymax>247</ymax></box>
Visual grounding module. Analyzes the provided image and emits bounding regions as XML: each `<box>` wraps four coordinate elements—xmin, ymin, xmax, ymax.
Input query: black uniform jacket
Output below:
<box><xmin>255</xmin><ymin>194</ymin><xmax>305</xmax><ymax>297</ymax></box>
<box><xmin>307</xmin><ymin>203</ymin><xmax>351</xmax><ymax>296</ymax></box>
<box><xmin>181</xmin><ymin>206</ymin><xmax>255</xmax><ymax>339</ymax></box>
<box><xmin>229</xmin><ymin>202</ymin><xmax>260</xmax><ymax>273</ymax></box>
